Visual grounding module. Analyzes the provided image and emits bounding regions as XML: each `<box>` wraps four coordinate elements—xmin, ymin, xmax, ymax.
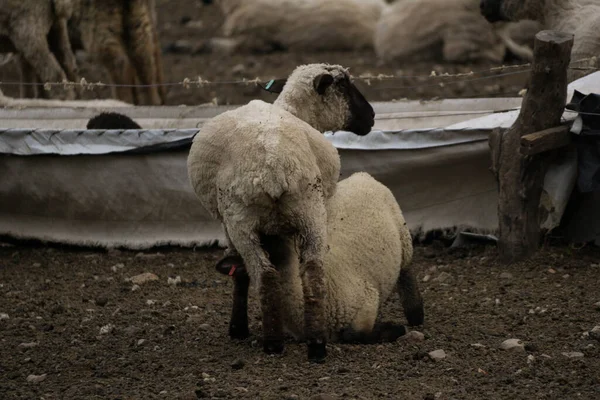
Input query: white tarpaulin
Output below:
<box><xmin>0</xmin><ymin>72</ymin><xmax>599</xmax><ymax>249</ymax></box>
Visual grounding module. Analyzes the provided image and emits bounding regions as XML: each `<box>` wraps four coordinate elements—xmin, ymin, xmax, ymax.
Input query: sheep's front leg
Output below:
<box><xmin>49</xmin><ymin>19</ymin><xmax>81</xmax><ymax>98</ymax></box>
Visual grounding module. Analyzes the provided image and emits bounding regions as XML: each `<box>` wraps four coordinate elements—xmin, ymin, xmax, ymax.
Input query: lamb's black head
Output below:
<box><xmin>86</xmin><ymin>112</ymin><xmax>142</xmax><ymax>129</ymax></box>
<box><xmin>263</xmin><ymin>64</ymin><xmax>375</xmax><ymax>136</ymax></box>
<box><xmin>480</xmin><ymin>0</ymin><xmax>507</xmax><ymax>22</ymax></box>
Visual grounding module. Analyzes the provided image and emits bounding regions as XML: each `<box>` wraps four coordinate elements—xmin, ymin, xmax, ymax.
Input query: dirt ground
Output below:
<box><xmin>1</xmin><ymin>1</ymin><xmax>599</xmax><ymax>399</ymax></box>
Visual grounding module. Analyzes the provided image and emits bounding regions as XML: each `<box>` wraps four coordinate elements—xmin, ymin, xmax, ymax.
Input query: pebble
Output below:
<box><xmin>527</xmin><ymin>355</ymin><xmax>535</xmax><ymax>364</ymax></box>
<box><xmin>198</xmin><ymin>323</ymin><xmax>211</xmax><ymax>331</ymax></box>
<box><xmin>129</xmin><ymin>272</ymin><xmax>159</xmax><ymax>285</ymax></box>
<box><xmin>32</xmin><ymin>263</ymin><xmax>41</xmax><ymax>267</ymax></box>
<box><xmin>470</xmin><ymin>343</ymin><xmax>486</xmax><ymax>349</ymax></box>
<box><xmin>167</xmin><ymin>276</ymin><xmax>182</xmax><ymax>286</ymax></box>
<box><xmin>499</xmin><ymin>338</ymin><xmax>525</xmax><ymax>352</ymax></box>
<box><xmin>137</xmin><ymin>339</ymin><xmax>146</xmax><ymax>346</ymax></box>
<box><xmin>146</xmin><ymin>299</ymin><xmax>157</xmax><ymax>306</ymax></box>
<box><xmin>594</xmin><ymin>301</ymin><xmax>600</xmax><ymax>311</ymax></box>
<box><xmin>422</xmin><ymin>275</ymin><xmax>431</xmax><ymax>282</ymax></box>
<box><xmin>589</xmin><ymin>326</ymin><xmax>600</xmax><ymax>340</ymax></box>
<box><xmin>433</xmin><ymin>272</ymin><xmax>452</xmax><ymax>283</ymax></box>
<box><xmin>548</xmin><ymin>268</ymin><xmax>556</xmax><ymax>274</ymax></box>
<box><xmin>159</xmin><ymin>390</ymin><xmax>168</xmax><ymax>395</ymax></box>
<box><xmin>19</xmin><ymin>342</ymin><xmax>39</xmax><ymax>349</ymax></box>
<box><xmin>399</xmin><ymin>331</ymin><xmax>425</xmax><ymax>343</ymax></box>
<box><xmin>95</xmin><ymin>297</ymin><xmax>108</xmax><ymax>307</ymax></box>
<box><xmin>185</xmin><ymin>20</ymin><xmax>203</xmax><ymax>29</ymax></box>
<box><xmin>0</xmin><ymin>313</ymin><xmax>9</xmax><ymax>320</ymax></box>
<box><xmin>231</xmin><ymin>359</ymin><xmax>245</xmax><ymax>370</ymax></box>
<box><xmin>310</xmin><ymin>395</ymin><xmax>336</xmax><ymax>400</ymax></box>
<box><xmin>427</xmin><ymin>349</ymin><xmax>446</xmax><ymax>362</ymax></box>
<box><xmin>499</xmin><ymin>272</ymin><xmax>513</xmax><ymax>279</ymax></box>
<box><xmin>111</xmin><ymin>263</ymin><xmax>125</xmax><ymax>272</ymax></box>
<box><xmin>26</xmin><ymin>374</ymin><xmax>47</xmax><ymax>383</ymax></box>
<box><xmin>131</xmin><ymin>284</ymin><xmax>141</xmax><ymax>292</ymax></box>
<box><xmin>99</xmin><ymin>324</ymin><xmax>115</xmax><ymax>335</ymax></box>
<box><xmin>135</xmin><ymin>252</ymin><xmax>165</xmax><ymax>259</ymax></box>
<box><xmin>562</xmin><ymin>351</ymin><xmax>584</xmax><ymax>359</ymax></box>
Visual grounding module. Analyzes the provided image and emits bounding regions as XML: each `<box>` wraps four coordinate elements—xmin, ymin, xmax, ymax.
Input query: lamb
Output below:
<box><xmin>375</xmin><ymin>0</ymin><xmax>542</xmax><ymax>64</ymax></box>
<box><xmin>215</xmin><ymin>172</ymin><xmax>425</xmax><ymax>346</ymax></box>
<box><xmin>0</xmin><ymin>0</ymin><xmax>79</xmax><ymax>100</ymax></box>
<box><xmin>480</xmin><ymin>0</ymin><xmax>600</xmax><ymax>81</ymax></box>
<box><xmin>187</xmin><ymin>63</ymin><xmax>375</xmax><ymax>363</ymax></box>
<box><xmin>209</xmin><ymin>0</ymin><xmax>387</xmax><ymax>53</ymax></box>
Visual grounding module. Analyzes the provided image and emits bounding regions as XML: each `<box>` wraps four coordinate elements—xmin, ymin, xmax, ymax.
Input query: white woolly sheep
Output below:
<box><xmin>215</xmin><ymin>172</ymin><xmax>425</xmax><ymax>346</ymax></box>
<box><xmin>187</xmin><ymin>63</ymin><xmax>375</xmax><ymax>363</ymax></box>
<box><xmin>480</xmin><ymin>0</ymin><xmax>600</xmax><ymax>81</ymax></box>
<box><xmin>0</xmin><ymin>0</ymin><xmax>78</xmax><ymax>100</ymax></box>
<box><xmin>210</xmin><ymin>0</ymin><xmax>387</xmax><ymax>52</ymax></box>
<box><xmin>375</xmin><ymin>0</ymin><xmax>541</xmax><ymax>64</ymax></box>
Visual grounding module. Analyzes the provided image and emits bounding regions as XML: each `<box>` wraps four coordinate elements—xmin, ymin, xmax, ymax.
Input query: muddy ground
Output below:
<box><xmin>1</xmin><ymin>1</ymin><xmax>599</xmax><ymax>399</ymax></box>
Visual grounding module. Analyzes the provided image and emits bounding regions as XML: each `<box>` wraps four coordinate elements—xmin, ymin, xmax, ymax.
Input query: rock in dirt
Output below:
<box><xmin>594</xmin><ymin>301</ymin><xmax>600</xmax><ymax>311</ymax></box>
<box><xmin>167</xmin><ymin>276</ymin><xmax>182</xmax><ymax>286</ymax></box>
<box><xmin>499</xmin><ymin>338</ymin><xmax>525</xmax><ymax>352</ymax></box>
<box><xmin>589</xmin><ymin>326</ymin><xmax>600</xmax><ymax>340</ymax></box>
<box><xmin>562</xmin><ymin>351</ymin><xmax>584</xmax><ymax>359</ymax></box>
<box><xmin>428</xmin><ymin>349</ymin><xmax>446</xmax><ymax>362</ymax></box>
<box><xmin>231</xmin><ymin>359</ymin><xmax>245</xmax><ymax>370</ymax></box>
<box><xmin>131</xmin><ymin>284</ymin><xmax>141</xmax><ymax>292</ymax></box>
<box><xmin>399</xmin><ymin>331</ymin><xmax>425</xmax><ymax>343</ymax></box>
<box><xmin>135</xmin><ymin>252</ymin><xmax>165</xmax><ymax>259</ymax></box>
<box><xmin>527</xmin><ymin>354</ymin><xmax>535</xmax><ymax>364</ymax></box>
<box><xmin>99</xmin><ymin>324</ymin><xmax>115</xmax><ymax>335</ymax></box>
<box><xmin>129</xmin><ymin>272</ymin><xmax>159</xmax><ymax>285</ymax></box>
<box><xmin>95</xmin><ymin>297</ymin><xmax>108</xmax><ymax>307</ymax></box>
<box><xmin>0</xmin><ymin>312</ymin><xmax>9</xmax><ymax>320</ymax></box>
<box><xmin>19</xmin><ymin>342</ymin><xmax>39</xmax><ymax>349</ymax></box>
<box><xmin>422</xmin><ymin>275</ymin><xmax>431</xmax><ymax>282</ymax></box>
<box><xmin>433</xmin><ymin>272</ymin><xmax>452</xmax><ymax>283</ymax></box>
<box><xmin>310</xmin><ymin>395</ymin><xmax>336</xmax><ymax>400</ymax></box>
<box><xmin>499</xmin><ymin>272</ymin><xmax>513</xmax><ymax>279</ymax></box>
<box><xmin>26</xmin><ymin>374</ymin><xmax>47</xmax><ymax>383</ymax></box>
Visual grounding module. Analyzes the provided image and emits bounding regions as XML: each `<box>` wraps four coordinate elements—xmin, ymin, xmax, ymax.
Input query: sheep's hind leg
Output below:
<box><xmin>297</xmin><ymin>211</ymin><xmax>328</xmax><ymax>363</ymax></box>
<box><xmin>226</xmin><ymin>224</ymin><xmax>285</xmax><ymax>354</ymax></box>
<box><xmin>215</xmin><ymin>255</ymin><xmax>250</xmax><ymax>340</ymax></box>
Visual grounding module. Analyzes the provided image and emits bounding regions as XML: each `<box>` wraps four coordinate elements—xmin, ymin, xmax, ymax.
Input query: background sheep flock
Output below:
<box><xmin>1</xmin><ymin>0</ymin><xmax>600</xmax><ymax>399</ymax></box>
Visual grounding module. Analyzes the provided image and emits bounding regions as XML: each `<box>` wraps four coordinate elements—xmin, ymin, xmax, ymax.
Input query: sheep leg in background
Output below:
<box><xmin>10</xmin><ymin>26</ymin><xmax>75</xmax><ymax>100</ymax></box>
<box><xmin>148</xmin><ymin>0</ymin><xmax>167</xmax><ymax>103</ymax></box>
<box><xmin>125</xmin><ymin>0</ymin><xmax>163</xmax><ymax>105</ymax></box>
<box><xmin>297</xmin><ymin>210</ymin><xmax>328</xmax><ymax>363</ymax></box>
<box><xmin>18</xmin><ymin>57</ymin><xmax>39</xmax><ymax>99</ymax></box>
<box><xmin>225</xmin><ymin>224</ymin><xmax>285</xmax><ymax>354</ymax></box>
<box><xmin>48</xmin><ymin>18</ymin><xmax>81</xmax><ymax>98</ymax></box>
<box><xmin>397</xmin><ymin>267</ymin><xmax>425</xmax><ymax>326</ymax></box>
<box><xmin>215</xmin><ymin>255</ymin><xmax>251</xmax><ymax>340</ymax></box>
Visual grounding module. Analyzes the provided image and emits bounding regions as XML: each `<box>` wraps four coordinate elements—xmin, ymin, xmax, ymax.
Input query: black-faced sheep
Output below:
<box><xmin>209</xmin><ymin>0</ymin><xmax>387</xmax><ymax>53</ymax></box>
<box><xmin>375</xmin><ymin>0</ymin><xmax>542</xmax><ymax>63</ymax></box>
<box><xmin>0</xmin><ymin>0</ymin><xmax>79</xmax><ymax>100</ymax></box>
<box><xmin>187</xmin><ymin>63</ymin><xmax>375</xmax><ymax>363</ymax></box>
<box><xmin>480</xmin><ymin>0</ymin><xmax>600</xmax><ymax>81</ymax></box>
<box><xmin>86</xmin><ymin>112</ymin><xmax>142</xmax><ymax>129</ymax></box>
<box><xmin>215</xmin><ymin>172</ymin><xmax>424</xmax><ymax>346</ymax></box>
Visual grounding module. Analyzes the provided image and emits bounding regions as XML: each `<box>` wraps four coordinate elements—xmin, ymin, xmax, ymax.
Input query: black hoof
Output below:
<box><xmin>263</xmin><ymin>339</ymin><xmax>285</xmax><ymax>354</ymax></box>
<box><xmin>307</xmin><ymin>340</ymin><xmax>327</xmax><ymax>363</ymax></box>
<box><xmin>229</xmin><ymin>326</ymin><xmax>250</xmax><ymax>340</ymax></box>
<box><xmin>406</xmin><ymin>307</ymin><xmax>425</xmax><ymax>327</ymax></box>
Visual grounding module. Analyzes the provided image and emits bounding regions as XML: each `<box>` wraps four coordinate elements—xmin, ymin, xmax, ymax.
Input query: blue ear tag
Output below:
<box><xmin>265</xmin><ymin>80</ymin><xmax>275</xmax><ymax>91</ymax></box>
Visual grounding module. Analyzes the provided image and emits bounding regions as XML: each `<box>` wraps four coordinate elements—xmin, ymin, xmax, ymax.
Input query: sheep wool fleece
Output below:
<box><xmin>276</xmin><ymin>172</ymin><xmax>414</xmax><ymax>340</ymax></box>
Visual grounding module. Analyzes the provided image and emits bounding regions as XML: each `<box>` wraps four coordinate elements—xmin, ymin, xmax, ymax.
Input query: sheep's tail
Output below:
<box><xmin>397</xmin><ymin>266</ymin><xmax>424</xmax><ymax>326</ymax></box>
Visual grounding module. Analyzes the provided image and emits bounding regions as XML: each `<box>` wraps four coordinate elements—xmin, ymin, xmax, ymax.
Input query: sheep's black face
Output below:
<box><xmin>480</xmin><ymin>0</ymin><xmax>507</xmax><ymax>22</ymax></box>
<box><xmin>339</xmin><ymin>77</ymin><xmax>375</xmax><ymax>136</ymax></box>
<box><xmin>86</xmin><ymin>112</ymin><xmax>142</xmax><ymax>129</ymax></box>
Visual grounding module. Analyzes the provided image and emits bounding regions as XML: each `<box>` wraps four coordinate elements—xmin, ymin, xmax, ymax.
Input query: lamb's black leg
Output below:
<box><xmin>216</xmin><ymin>255</ymin><xmax>250</xmax><ymax>339</ymax></box>
<box><xmin>339</xmin><ymin>322</ymin><xmax>408</xmax><ymax>344</ymax></box>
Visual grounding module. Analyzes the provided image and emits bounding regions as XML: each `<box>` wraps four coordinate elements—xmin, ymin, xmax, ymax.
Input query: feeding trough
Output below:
<box><xmin>1</xmin><ymin>72</ymin><xmax>599</xmax><ymax>249</ymax></box>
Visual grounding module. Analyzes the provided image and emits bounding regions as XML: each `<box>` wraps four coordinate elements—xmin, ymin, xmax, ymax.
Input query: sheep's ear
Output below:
<box><xmin>215</xmin><ymin>255</ymin><xmax>245</xmax><ymax>277</ymax></box>
<box><xmin>260</xmin><ymin>79</ymin><xmax>287</xmax><ymax>94</ymax></box>
<box><xmin>313</xmin><ymin>73</ymin><xmax>334</xmax><ymax>95</ymax></box>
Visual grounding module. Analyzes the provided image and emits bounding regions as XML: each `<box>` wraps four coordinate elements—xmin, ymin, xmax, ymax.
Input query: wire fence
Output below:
<box><xmin>0</xmin><ymin>56</ymin><xmax>596</xmax><ymax>92</ymax></box>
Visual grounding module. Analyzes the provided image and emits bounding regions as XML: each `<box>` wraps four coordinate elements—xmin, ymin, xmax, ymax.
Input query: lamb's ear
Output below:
<box><xmin>215</xmin><ymin>255</ymin><xmax>246</xmax><ymax>277</ymax></box>
<box><xmin>313</xmin><ymin>73</ymin><xmax>334</xmax><ymax>95</ymax></box>
<box><xmin>260</xmin><ymin>79</ymin><xmax>287</xmax><ymax>94</ymax></box>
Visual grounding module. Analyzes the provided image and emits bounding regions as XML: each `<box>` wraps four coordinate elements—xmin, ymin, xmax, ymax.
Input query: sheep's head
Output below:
<box><xmin>480</xmin><ymin>0</ymin><xmax>508</xmax><ymax>22</ymax></box>
<box><xmin>86</xmin><ymin>112</ymin><xmax>142</xmax><ymax>129</ymax></box>
<box><xmin>269</xmin><ymin>64</ymin><xmax>375</xmax><ymax>136</ymax></box>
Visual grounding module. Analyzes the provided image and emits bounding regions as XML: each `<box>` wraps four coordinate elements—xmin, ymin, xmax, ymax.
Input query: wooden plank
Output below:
<box><xmin>520</xmin><ymin>125</ymin><xmax>571</xmax><ymax>156</ymax></box>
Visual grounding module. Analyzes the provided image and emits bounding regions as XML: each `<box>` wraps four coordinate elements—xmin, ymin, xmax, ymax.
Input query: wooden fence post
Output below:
<box><xmin>492</xmin><ymin>30</ymin><xmax>574</xmax><ymax>264</ymax></box>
